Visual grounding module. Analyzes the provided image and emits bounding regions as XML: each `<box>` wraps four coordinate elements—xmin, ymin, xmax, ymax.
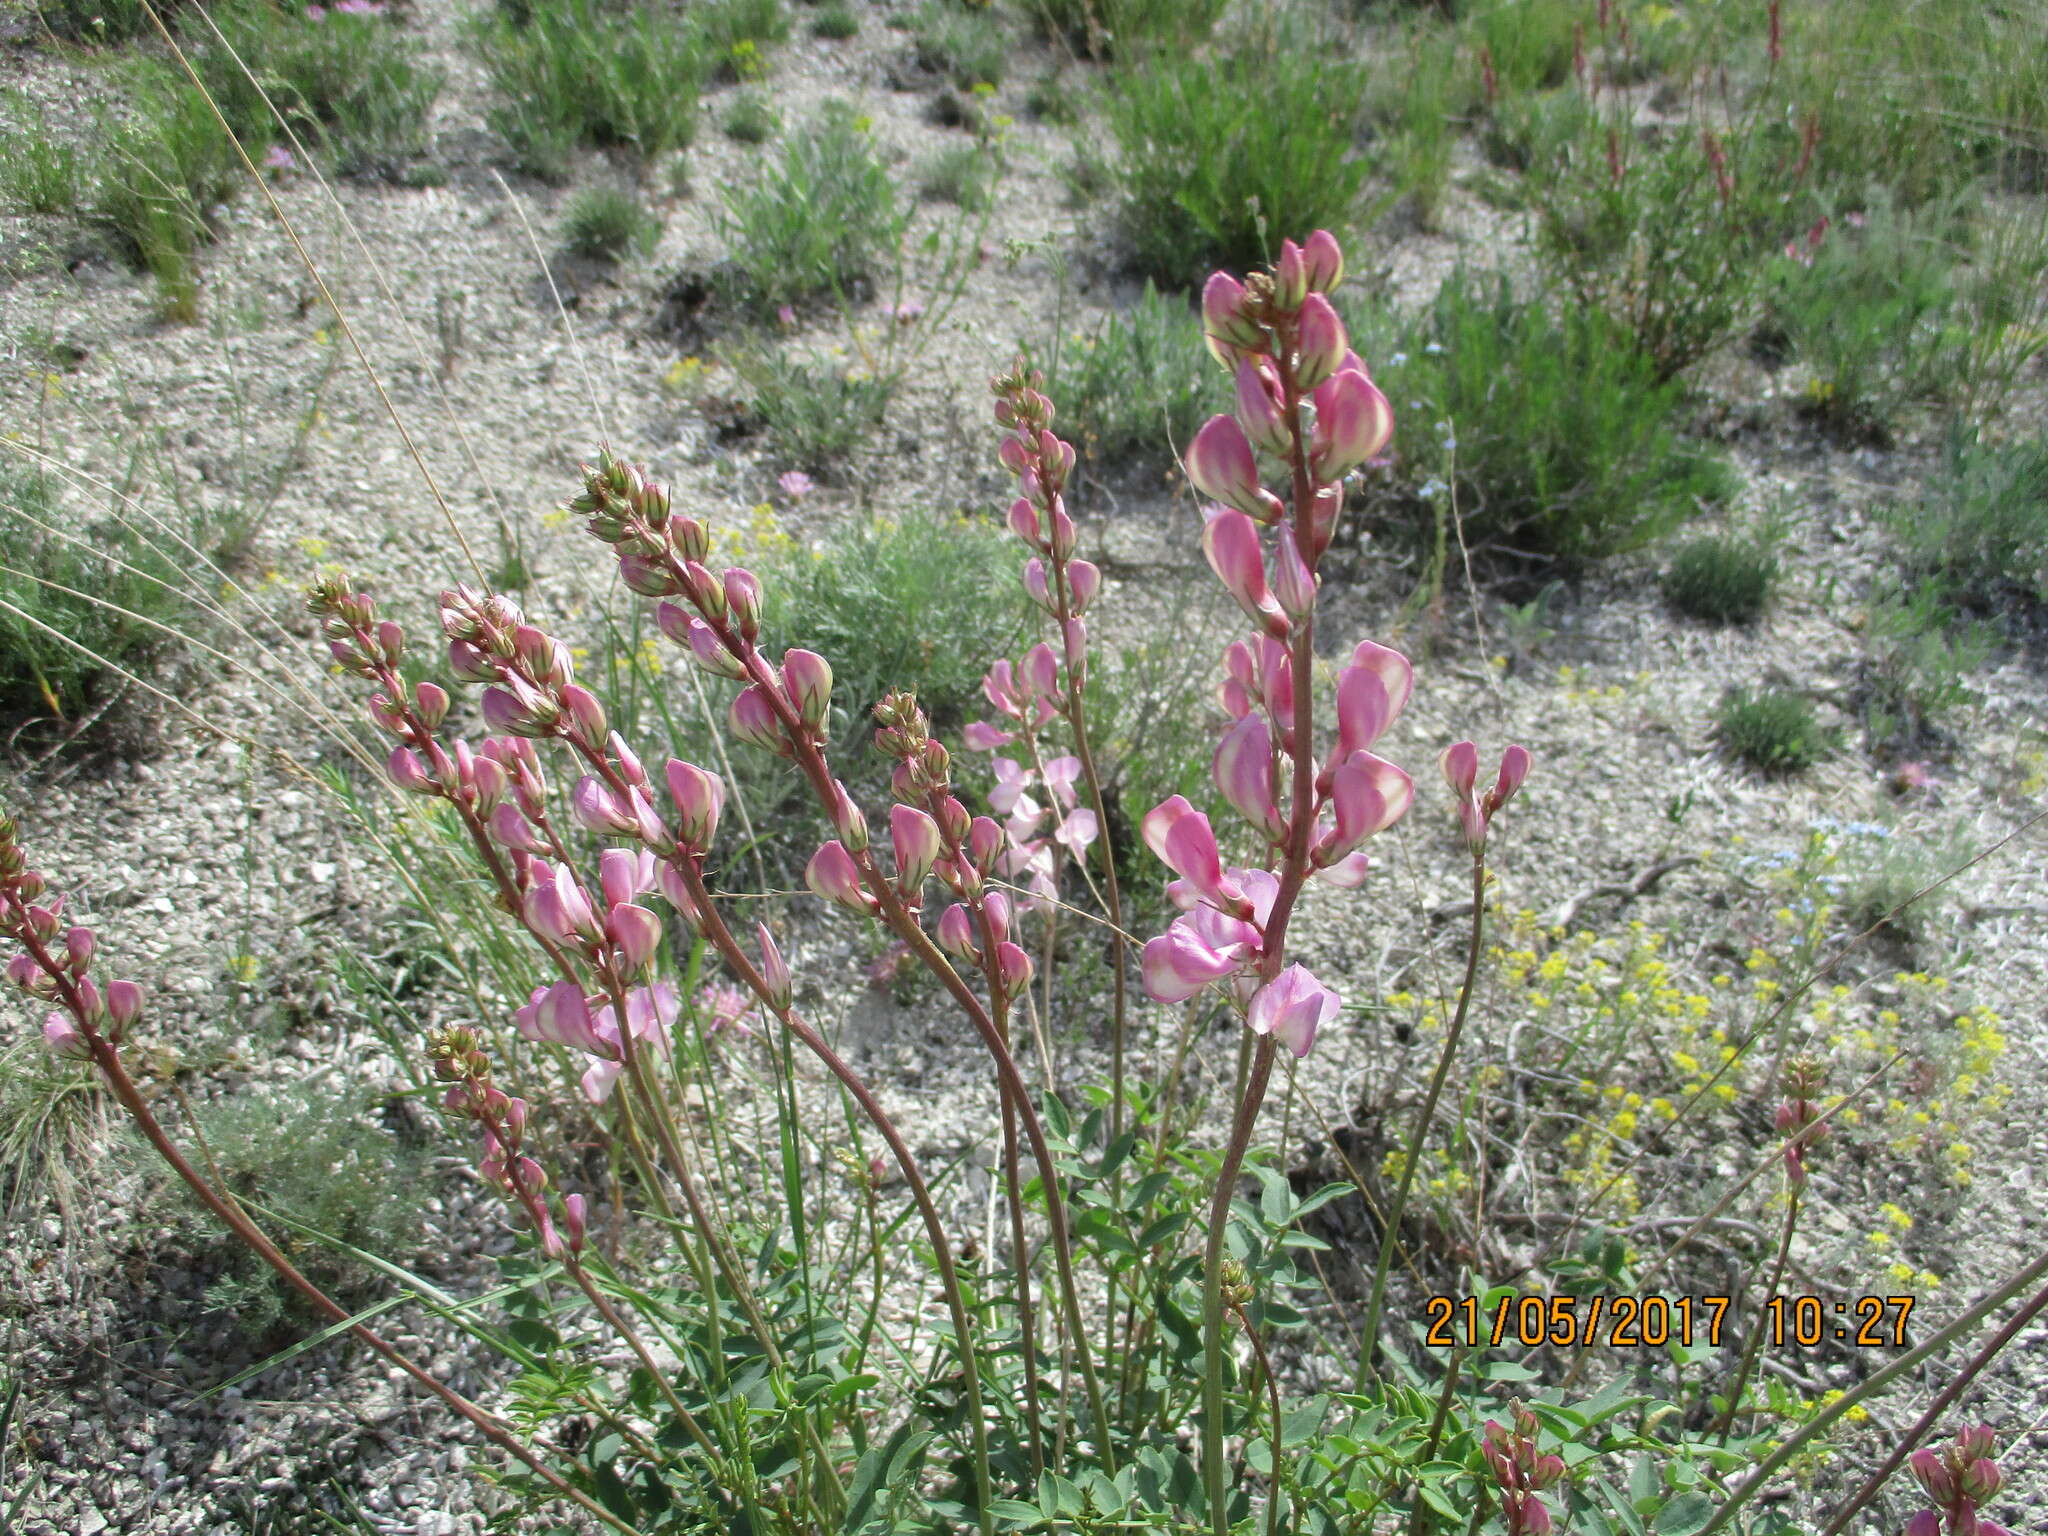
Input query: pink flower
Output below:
<box><xmin>264</xmin><ymin>145</ymin><xmax>297</xmax><ymax>173</ymax></box>
<box><xmin>1314</xmin><ymin>751</ymin><xmax>1413</xmax><ymax>866</ymax></box>
<box><xmin>43</xmin><ymin>1010</ymin><xmax>91</xmax><ymax>1060</ymax></box>
<box><xmin>1246</xmin><ymin>964</ymin><xmax>1340</xmax><ymax>1057</ymax></box>
<box><xmin>890</xmin><ymin>804</ymin><xmax>940</xmax><ymax>892</ymax></box>
<box><xmin>1294</xmin><ymin>293</ymin><xmax>1346</xmax><ymax>389</ymax></box>
<box><xmin>1186</xmin><ymin>416</ymin><xmax>1279</xmax><ymax>521</ymax></box>
<box><xmin>782</xmin><ymin>649</ymin><xmax>832</xmax><ymax>730</ymax></box>
<box><xmin>1309</xmin><ymin>366</ymin><xmax>1395</xmax><ymax>482</ymax></box>
<box><xmin>1442</xmin><ymin>741</ymin><xmax>1530</xmax><ymax>849</ymax></box>
<box><xmin>777</xmin><ymin>470</ymin><xmax>814</xmax><ymax>500</ymax></box>
<box><xmin>962</xmin><ymin>719</ymin><xmax>1013</xmax><ymax>750</ymax></box>
<box><xmin>806</xmin><ymin>840</ymin><xmax>873</xmax><ymax>914</ymax></box>
<box><xmin>1202</xmin><ymin>507</ymin><xmax>1288</xmax><ymax>636</ymax></box>
<box><xmin>605</xmin><ymin>903</ymin><xmax>663</xmax><ymax>973</ymax></box>
<box><xmin>1301</xmin><ymin>229</ymin><xmax>1344</xmax><ymax>292</ymax></box>
<box><xmin>1141</xmin><ymin>796</ymin><xmax>1250</xmax><ymax>918</ymax></box>
<box><xmin>1213</xmin><ymin>713</ymin><xmax>1282</xmax><ymax>836</ymax></box>
<box><xmin>1234</xmin><ymin>358</ymin><xmax>1290</xmax><ymax>454</ymax></box>
<box><xmin>665</xmin><ymin>759</ymin><xmax>724</xmax><ymax>848</ymax></box>
<box><xmin>697</xmin><ymin>982</ymin><xmax>756</xmax><ymax>1038</ymax></box>
<box><xmin>1141</xmin><ymin>918</ymin><xmax>1251</xmax><ymax>1003</ymax></box>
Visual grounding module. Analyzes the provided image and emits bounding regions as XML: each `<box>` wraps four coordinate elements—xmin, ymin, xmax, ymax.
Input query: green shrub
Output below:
<box><xmin>1888</xmin><ymin>433</ymin><xmax>2048</xmax><ymax>609</ymax></box>
<box><xmin>560</xmin><ymin>185</ymin><xmax>664</xmax><ymax>261</ymax></box>
<box><xmin>1028</xmin><ymin>281</ymin><xmax>1224</xmax><ymax>469</ymax></box>
<box><xmin>1024</xmin><ymin>0</ymin><xmax>1227</xmax><ymax>60</ymax></box>
<box><xmin>1854</xmin><ymin>580</ymin><xmax>1992</xmax><ymax>756</ymax></box>
<box><xmin>1518</xmin><ymin>86</ymin><xmax>1816</xmax><ymax>379</ymax></box>
<box><xmin>1025</xmin><ymin>68</ymin><xmax>1079</xmax><ymax>124</ymax></box>
<box><xmin>1759</xmin><ymin>196</ymin><xmax>1970</xmax><ymax>441</ymax></box>
<box><xmin>918</xmin><ymin>141</ymin><xmax>1001</xmax><ymax>211</ymax></box>
<box><xmin>32</xmin><ymin>0</ymin><xmax>167</xmax><ymax>45</ymax></box>
<box><xmin>715</xmin><ymin>101</ymin><xmax>904</xmax><ymax>315</ymax></box>
<box><xmin>1096</xmin><ymin>19</ymin><xmax>1372</xmax><ymax>287</ymax></box>
<box><xmin>696</xmin><ymin>0</ymin><xmax>789</xmax><ymax>59</ymax></box>
<box><xmin>811</xmin><ymin>0</ymin><xmax>858</xmax><ymax>38</ymax></box>
<box><xmin>1353</xmin><ymin>271</ymin><xmax>1732</xmax><ymax>565</ymax></box>
<box><xmin>1464</xmin><ymin>0</ymin><xmax>1579</xmax><ymax>95</ymax></box>
<box><xmin>1663</xmin><ymin>535</ymin><xmax>1777</xmax><ymax>625</ymax></box>
<box><xmin>196</xmin><ymin>0</ymin><xmax>445</xmax><ymax>179</ymax></box>
<box><xmin>189</xmin><ymin>1084</ymin><xmax>426</xmax><ymax>1331</ymax></box>
<box><xmin>0</xmin><ymin>466</ymin><xmax>185</xmax><ymax>729</ymax></box>
<box><xmin>471</xmin><ymin>0</ymin><xmax>706</xmax><ymax>178</ymax></box>
<box><xmin>1371</xmin><ymin>22</ymin><xmax>1467</xmax><ymax>229</ymax></box>
<box><xmin>0</xmin><ymin>100</ymin><xmax>83</xmax><ymax>216</ymax></box>
<box><xmin>721</xmin><ymin>91</ymin><xmax>779</xmax><ymax>144</ymax></box>
<box><xmin>915</xmin><ymin>1</ymin><xmax>1010</xmax><ymax>88</ymax></box>
<box><xmin>724</xmin><ymin>344</ymin><xmax>896</xmax><ymax>471</ymax></box>
<box><xmin>1715</xmin><ymin>688</ymin><xmax>1828</xmax><ymax>775</ymax></box>
<box><xmin>90</xmin><ymin>62</ymin><xmax>245</xmax><ymax>316</ymax></box>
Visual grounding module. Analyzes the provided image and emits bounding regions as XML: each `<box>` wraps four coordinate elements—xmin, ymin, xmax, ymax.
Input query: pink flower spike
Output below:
<box><xmin>1067</xmin><ymin>559</ymin><xmax>1101</xmax><ymax>614</ymax></box>
<box><xmin>1213</xmin><ymin>713</ymin><xmax>1282</xmax><ymax>836</ymax></box>
<box><xmin>1247</xmin><ymin>964</ymin><xmax>1341</xmax><ymax>1057</ymax></box>
<box><xmin>1186</xmin><ymin>415</ymin><xmax>1270</xmax><ymax>519</ymax></box>
<box><xmin>937</xmin><ymin>903</ymin><xmax>979</xmax><ymax>959</ymax></box>
<box><xmin>756</xmin><ymin>923</ymin><xmax>791</xmax><ymax>1009</ymax></box>
<box><xmin>806</xmin><ymin>840</ymin><xmax>873</xmax><ymax>914</ymax></box>
<box><xmin>606</xmin><ymin>903</ymin><xmax>663</xmax><ymax>973</ymax></box>
<box><xmin>1202</xmin><ymin>507</ymin><xmax>1288</xmax><ymax>636</ymax></box>
<box><xmin>1271</xmin><ymin>524</ymin><xmax>1316</xmax><ymax>622</ymax></box>
<box><xmin>1310</xmin><ymin>367</ymin><xmax>1395</xmax><ymax>482</ymax></box>
<box><xmin>1295</xmin><ymin>293</ymin><xmax>1346</xmax><ymax>390</ymax></box>
<box><xmin>665</xmin><ymin>759</ymin><xmax>725</xmax><ymax>848</ymax></box>
<box><xmin>963</xmin><ymin>720</ymin><xmax>1013</xmax><ymax>750</ymax></box>
<box><xmin>1141</xmin><ymin>925</ymin><xmax>1243</xmax><ymax>1003</ymax></box>
<box><xmin>890</xmin><ymin>804</ymin><xmax>941</xmax><ymax>892</ymax></box>
<box><xmin>1234</xmin><ymin>358</ymin><xmax>1291</xmax><ymax>454</ymax></box>
<box><xmin>995</xmin><ymin>941</ymin><xmax>1033</xmax><ymax>991</ymax></box>
<box><xmin>1302</xmin><ymin>229</ymin><xmax>1344</xmax><ymax>293</ymax></box>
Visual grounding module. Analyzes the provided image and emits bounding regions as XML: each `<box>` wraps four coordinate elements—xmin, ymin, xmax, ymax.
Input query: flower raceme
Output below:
<box><xmin>1905</xmin><ymin>1424</ymin><xmax>2015</xmax><ymax>1536</ymax></box>
<box><xmin>1138</xmin><ymin>231</ymin><xmax>1410</xmax><ymax>1058</ymax></box>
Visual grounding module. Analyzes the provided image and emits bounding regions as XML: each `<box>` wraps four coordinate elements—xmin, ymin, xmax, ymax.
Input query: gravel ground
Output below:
<box><xmin>1</xmin><ymin>2</ymin><xmax>2044</xmax><ymax>1531</ymax></box>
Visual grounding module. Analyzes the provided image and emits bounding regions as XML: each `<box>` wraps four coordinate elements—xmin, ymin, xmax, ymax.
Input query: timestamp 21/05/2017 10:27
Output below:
<box><xmin>1422</xmin><ymin>1293</ymin><xmax>1917</xmax><ymax>1351</ymax></box>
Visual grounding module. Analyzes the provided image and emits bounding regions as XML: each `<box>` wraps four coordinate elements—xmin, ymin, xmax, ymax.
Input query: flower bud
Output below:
<box><xmin>1271</xmin><ymin>525</ymin><xmax>1315</xmax><ymax>622</ymax></box>
<box><xmin>1273</xmin><ymin>239</ymin><xmax>1309</xmax><ymax>310</ymax></box>
<box><xmin>1909</xmin><ymin>1448</ymin><xmax>1953</xmax><ymax>1504</ymax></box>
<box><xmin>1186</xmin><ymin>415</ymin><xmax>1267</xmax><ymax>519</ymax></box>
<box><xmin>1960</xmin><ymin>1457</ymin><xmax>2002</xmax><ymax>1502</ymax></box>
<box><xmin>562</xmin><ymin>1192</ymin><xmax>587</xmax><ymax>1254</ymax></box>
<box><xmin>995</xmin><ymin>941</ymin><xmax>1033</xmax><ymax>992</ymax></box>
<box><xmin>106</xmin><ymin>978</ymin><xmax>144</xmax><ymax>1033</ymax></box>
<box><xmin>829</xmin><ymin>779</ymin><xmax>869</xmax><ymax>852</ymax></box>
<box><xmin>937</xmin><ymin>902</ymin><xmax>979</xmax><ymax>959</ymax></box>
<box><xmin>807</xmin><ymin>840</ymin><xmax>874</xmax><ymax>914</ymax></box>
<box><xmin>1202</xmin><ymin>271</ymin><xmax>1263</xmax><ymax>363</ymax></box>
<box><xmin>1234</xmin><ymin>358</ymin><xmax>1290</xmax><ymax>454</ymax></box>
<box><xmin>729</xmin><ymin>686</ymin><xmax>787</xmax><ymax>754</ymax></box>
<box><xmin>665</xmin><ymin>760</ymin><xmax>725</xmax><ymax>849</ymax></box>
<box><xmin>1302</xmin><ymin>229</ymin><xmax>1343</xmax><ymax>293</ymax></box>
<box><xmin>968</xmin><ymin>816</ymin><xmax>1004</xmax><ymax>873</ymax></box>
<box><xmin>682</xmin><ymin>561</ymin><xmax>727</xmax><ymax>623</ymax></box>
<box><xmin>1309</xmin><ymin>367</ymin><xmax>1395</xmax><ymax>482</ymax></box>
<box><xmin>63</xmin><ymin>926</ymin><xmax>94</xmax><ymax>974</ymax></box>
<box><xmin>448</xmin><ymin>639</ymin><xmax>495</xmax><ymax>682</ymax></box>
<box><xmin>606</xmin><ymin>903</ymin><xmax>663</xmax><ymax>973</ymax></box>
<box><xmin>413</xmin><ymin>681</ymin><xmax>450</xmax><ymax>730</ymax></box>
<box><xmin>783</xmin><ymin>649</ymin><xmax>833</xmax><ymax>732</ymax></box>
<box><xmin>757</xmin><ymin>922</ymin><xmax>791</xmax><ymax>1009</ymax></box>
<box><xmin>1007</xmin><ymin>497</ymin><xmax>1043</xmax><ymax>549</ymax></box>
<box><xmin>1294</xmin><ymin>293</ymin><xmax>1346</xmax><ymax>390</ymax></box>
<box><xmin>619</xmin><ymin>553</ymin><xmax>681</xmax><ymax>597</ymax></box>
<box><xmin>725</xmin><ymin>567</ymin><xmax>763</xmax><ymax>641</ymax></box>
<box><xmin>387</xmin><ymin>746</ymin><xmax>438</xmax><ymax>796</ymax></box>
<box><xmin>891</xmin><ymin>805</ymin><xmax>941</xmax><ymax>893</ymax></box>
<box><xmin>1048</xmin><ymin>502</ymin><xmax>1077</xmax><ymax>559</ymax></box>
<box><xmin>44</xmin><ymin>1010</ymin><xmax>90</xmax><ymax>1060</ymax></box>
<box><xmin>1067</xmin><ymin>559</ymin><xmax>1101</xmax><ymax>615</ymax></box>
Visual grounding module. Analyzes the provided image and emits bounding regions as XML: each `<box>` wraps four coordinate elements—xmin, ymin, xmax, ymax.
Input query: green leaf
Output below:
<box><xmin>1652</xmin><ymin>1492</ymin><xmax>1717</xmax><ymax>1535</ymax></box>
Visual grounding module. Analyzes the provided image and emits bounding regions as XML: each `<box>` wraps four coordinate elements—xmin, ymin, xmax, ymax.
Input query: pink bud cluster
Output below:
<box><xmin>1481</xmin><ymin>1405</ymin><xmax>1566</xmax><ymax>1536</ymax></box>
<box><xmin>1137</xmin><ymin>232</ymin><xmax>1412</xmax><ymax>1057</ymax></box>
<box><xmin>430</xmin><ymin>1026</ymin><xmax>587</xmax><ymax>1260</ymax></box>
<box><xmin>1907</xmin><ymin>1424</ymin><xmax>2013</xmax><ymax>1536</ymax></box>
<box><xmin>1773</xmin><ymin>1057</ymin><xmax>1830</xmax><ymax>1187</ymax></box>
<box><xmin>0</xmin><ymin>813</ymin><xmax>145</xmax><ymax>1064</ymax></box>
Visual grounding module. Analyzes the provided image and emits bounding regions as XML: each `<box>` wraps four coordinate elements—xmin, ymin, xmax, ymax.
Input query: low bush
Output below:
<box><xmin>1516</xmin><ymin>79</ymin><xmax>1816</xmax><ymax>379</ymax></box>
<box><xmin>1887</xmin><ymin>432</ymin><xmax>2048</xmax><ymax>610</ymax></box>
<box><xmin>810</xmin><ymin>0</ymin><xmax>857</xmax><ymax>37</ymax></box>
<box><xmin>1355</xmin><ymin>270</ymin><xmax>1733</xmax><ymax>565</ymax></box>
<box><xmin>1716</xmin><ymin>687</ymin><xmax>1829</xmax><ymax>774</ymax></box>
<box><xmin>918</xmin><ymin>141</ymin><xmax>1001</xmax><ymax>212</ymax></box>
<box><xmin>196</xmin><ymin>0</ymin><xmax>445</xmax><ymax>179</ymax></box>
<box><xmin>1096</xmin><ymin>18</ymin><xmax>1371</xmax><ymax>287</ymax></box>
<box><xmin>470</xmin><ymin>0</ymin><xmax>706</xmax><ymax>178</ymax></box>
<box><xmin>715</xmin><ymin>101</ymin><xmax>904</xmax><ymax>315</ymax></box>
<box><xmin>721</xmin><ymin>91</ymin><xmax>778</xmax><ymax>144</ymax></box>
<box><xmin>723</xmin><ymin>344</ymin><xmax>896</xmax><ymax>471</ymax></box>
<box><xmin>1664</xmin><ymin>533</ymin><xmax>1777</xmax><ymax>625</ymax></box>
<box><xmin>1026</xmin><ymin>280</ymin><xmax>1223</xmax><ymax>469</ymax></box>
<box><xmin>0</xmin><ymin>99</ymin><xmax>83</xmax><ymax>216</ymax></box>
<box><xmin>1854</xmin><ymin>580</ymin><xmax>1993</xmax><ymax>759</ymax></box>
<box><xmin>559</xmin><ymin>185</ymin><xmax>664</xmax><ymax>262</ymax></box>
<box><xmin>0</xmin><ymin>466</ymin><xmax>184</xmax><ymax>733</ymax></box>
<box><xmin>1023</xmin><ymin>0</ymin><xmax>1227</xmax><ymax>60</ymax></box>
<box><xmin>915</xmin><ymin>0</ymin><xmax>1010</xmax><ymax>89</ymax></box>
